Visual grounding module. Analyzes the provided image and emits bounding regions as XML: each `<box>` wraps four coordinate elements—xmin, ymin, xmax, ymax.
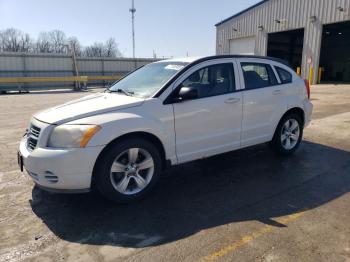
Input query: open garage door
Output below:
<box><xmin>267</xmin><ymin>29</ymin><xmax>304</xmax><ymax>71</ymax></box>
<box><xmin>319</xmin><ymin>21</ymin><xmax>350</xmax><ymax>83</ymax></box>
<box><xmin>229</xmin><ymin>37</ymin><xmax>255</xmax><ymax>55</ymax></box>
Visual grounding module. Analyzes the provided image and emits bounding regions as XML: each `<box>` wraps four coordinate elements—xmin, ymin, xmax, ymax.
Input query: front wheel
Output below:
<box><xmin>271</xmin><ymin>114</ymin><xmax>303</xmax><ymax>155</ymax></box>
<box><xmin>95</xmin><ymin>138</ymin><xmax>162</xmax><ymax>203</ymax></box>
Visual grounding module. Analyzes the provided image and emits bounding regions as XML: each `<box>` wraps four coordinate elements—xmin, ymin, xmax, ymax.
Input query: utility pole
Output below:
<box><xmin>65</xmin><ymin>44</ymin><xmax>81</xmax><ymax>91</ymax></box>
<box><xmin>129</xmin><ymin>0</ymin><xmax>136</xmax><ymax>59</ymax></box>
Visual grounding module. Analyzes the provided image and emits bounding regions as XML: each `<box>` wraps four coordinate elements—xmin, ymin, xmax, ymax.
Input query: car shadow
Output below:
<box><xmin>30</xmin><ymin>141</ymin><xmax>350</xmax><ymax>248</ymax></box>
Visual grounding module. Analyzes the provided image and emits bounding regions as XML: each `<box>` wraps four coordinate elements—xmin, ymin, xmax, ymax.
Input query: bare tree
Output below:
<box><xmin>67</xmin><ymin>36</ymin><xmax>82</xmax><ymax>56</ymax></box>
<box><xmin>19</xmin><ymin>33</ymin><xmax>33</xmax><ymax>53</ymax></box>
<box><xmin>0</xmin><ymin>27</ymin><xmax>123</xmax><ymax>57</ymax></box>
<box><xmin>36</xmin><ymin>32</ymin><xmax>52</xmax><ymax>53</ymax></box>
<box><xmin>83</xmin><ymin>42</ymin><xmax>104</xmax><ymax>57</ymax></box>
<box><xmin>0</xmin><ymin>32</ymin><xmax>3</xmax><ymax>52</ymax></box>
<box><xmin>48</xmin><ymin>30</ymin><xmax>66</xmax><ymax>53</ymax></box>
<box><xmin>0</xmin><ymin>30</ymin><xmax>7</xmax><ymax>51</ymax></box>
<box><xmin>35</xmin><ymin>30</ymin><xmax>67</xmax><ymax>54</ymax></box>
<box><xmin>0</xmin><ymin>28</ymin><xmax>34</xmax><ymax>52</ymax></box>
<box><xmin>0</xmin><ymin>28</ymin><xmax>21</xmax><ymax>52</ymax></box>
<box><xmin>104</xmin><ymin>37</ymin><xmax>122</xmax><ymax>57</ymax></box>
<box><xmin>83</xmin><ymin>38</ymin><xmax>123</xmax><ymax>57</ymax></box>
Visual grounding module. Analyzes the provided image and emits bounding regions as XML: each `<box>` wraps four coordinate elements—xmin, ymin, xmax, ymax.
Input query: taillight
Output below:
<box><xmin>304</xmin><ymin>79</ymin><xmax>310</xmax><ymax>99</ymax></box>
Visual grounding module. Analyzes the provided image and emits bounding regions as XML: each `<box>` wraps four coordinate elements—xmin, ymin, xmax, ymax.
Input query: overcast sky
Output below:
<box><xmin>0</xmin><ymin>0</ymin><xmax>260</xmax><ymax>58</ymax></box>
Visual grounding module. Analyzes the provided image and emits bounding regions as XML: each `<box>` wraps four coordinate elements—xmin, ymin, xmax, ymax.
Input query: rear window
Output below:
<box><xmin>275</xmin><ymin>66</ymin><xmax>293</xmax><ymax>84</ymax></box>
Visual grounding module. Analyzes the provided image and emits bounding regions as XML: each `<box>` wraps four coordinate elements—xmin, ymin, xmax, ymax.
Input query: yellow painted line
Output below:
<box><xmin>0</xmin><ymin>76</ymin><xmax>86</xmax><ymax>83</ymax></box>
<box><xmin>199</xmin><ymin>209</ymin><xmax>307</xmax><ymax>262</ymax></box>
<box><xmin>0</xmin><ymin>75</ymin><xmax>122</xmax><ymax>83</ymax></box>
<box><xmin>87</xmin><ymin>75</ymin><xmax>122</xmax><ymax>81</ymax></box>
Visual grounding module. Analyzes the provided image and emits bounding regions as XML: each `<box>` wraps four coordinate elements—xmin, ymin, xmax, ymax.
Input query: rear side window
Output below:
<box><xmin>241</xmin><ymin>63</ymin><xmax>277</xmax><ymax>90</ymax></box>
<box><xmin>275</xmin><ymin>66</ymin><xmax>293</xmax><ymax>84</ymax></box>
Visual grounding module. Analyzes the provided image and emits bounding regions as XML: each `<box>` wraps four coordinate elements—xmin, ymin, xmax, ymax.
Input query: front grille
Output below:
<box><xmin>27</xmin><ymin>124</ymin><xmax>41</xmax><ymax>151</ymax></box>
<box><xmin>30</xmin><ymin>125</ymin><xmax>40</xmax><ymax>138</ymax></box>
<box><xmin>27</xmin><ymin>137</ymin><xmax>38</xmax><ymax>150</ymax></box>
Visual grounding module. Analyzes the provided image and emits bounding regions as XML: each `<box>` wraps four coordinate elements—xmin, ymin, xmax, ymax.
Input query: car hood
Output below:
<box><xmin>34</xmin><ymin>92</ymin><xmax>144</xmax><ymax>125</ymax></box>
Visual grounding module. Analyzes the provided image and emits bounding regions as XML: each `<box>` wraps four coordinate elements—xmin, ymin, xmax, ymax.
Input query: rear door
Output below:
<box><xmin>237</xmin><ymin>58</ymin><xmax>288</xmax><ymax>147</ymax></box>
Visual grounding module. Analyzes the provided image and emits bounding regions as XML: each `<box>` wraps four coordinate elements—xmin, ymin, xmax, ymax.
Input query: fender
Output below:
<box><xmin>66</xmin><ymin>100</ymin><xmax>177</xmax><ymax>164</ymax></box>
<box><xmin>270</xmin><ymin>106</ymin><xmax>305</xmax><ymax>141</ymax></box>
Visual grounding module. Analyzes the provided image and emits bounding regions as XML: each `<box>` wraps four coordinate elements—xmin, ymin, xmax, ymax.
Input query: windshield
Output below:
<box><xmin>108</xmin><ymin>61</ymin><xmax>188</xmax><ymax>98</ymax></box>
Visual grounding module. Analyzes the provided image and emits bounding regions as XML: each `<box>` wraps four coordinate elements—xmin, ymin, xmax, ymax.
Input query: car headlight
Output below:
<box><xmin>48</xmin><ymin>124</ymin><xmax>101</xmax><ymax>148</ymax></box>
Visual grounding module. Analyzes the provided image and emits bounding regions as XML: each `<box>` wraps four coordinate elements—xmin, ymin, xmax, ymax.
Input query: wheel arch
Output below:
<box><xmin>273</xmin><ymin>107</ymin><xmax>305</xmax><ymax>138</ymax></box>
<box><xmin>91</xmin><ymin>131</ymin><xmax>168</xmax><ymax>188</ymax></box>
<box><xmin>283</xmin><ymin>107</ymin><xmax>305</xmax><ymax>126</ymax></box>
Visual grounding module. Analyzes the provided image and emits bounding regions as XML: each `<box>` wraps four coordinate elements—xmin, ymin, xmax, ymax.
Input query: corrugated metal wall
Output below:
<box><xmin>0</xmin><ymin>52</ymin><xmax>159</xmax><ymax>88</ymax></box>
<box><xmin>216</xmin><ymin>0</ymin><xmax>350</xmax><ymax>83</ymax></box>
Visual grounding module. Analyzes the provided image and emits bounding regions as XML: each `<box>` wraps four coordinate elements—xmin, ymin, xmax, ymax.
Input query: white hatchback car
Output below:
<box><xmin>18</xmin><ymin>55</ymin><xmax>313</xmax><ymax>202</ymax></box>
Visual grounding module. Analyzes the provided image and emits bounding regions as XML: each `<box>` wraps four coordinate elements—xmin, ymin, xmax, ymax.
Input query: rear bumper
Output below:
<box><xmin>19</xmin><ymin>137</ymin><xmax>104</xmax><ymax>191</ymax></box>
<box><xmin>303</xmin><ymin>99</ymin><xmax>313</xmax><ymax>127</ymax></box>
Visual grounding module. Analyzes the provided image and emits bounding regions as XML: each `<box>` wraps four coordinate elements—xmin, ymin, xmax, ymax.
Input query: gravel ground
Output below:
<box><xmin>0</xmin><ymin>85</ymin><xmax>349</xmax><ymax>262</ymax></box>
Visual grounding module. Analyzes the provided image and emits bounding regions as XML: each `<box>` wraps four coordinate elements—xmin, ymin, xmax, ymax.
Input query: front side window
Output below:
<box><xmin>241</xmin><ymin>63</ymin><xmax>277</xmax><ymax>90</ymax></box>
<box><xmin>179</xmin><ymin>63</ymin><xmax>235</xmax><ymax>99</ymax></box>
<box><xmin>109</xmin><ymin>62</ymin><xmax>188</xmax><ymax>98</ymax></box>
<box><xmin>275</xmin><ymin>66</ymin><xmax>293</xmax><ymax>84</ymax></box>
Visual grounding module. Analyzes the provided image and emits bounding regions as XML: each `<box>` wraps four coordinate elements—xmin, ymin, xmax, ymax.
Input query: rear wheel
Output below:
<box><xmin>271</xmin><ymin>114</ymin><xmax>303</xmax><ymax>155</ymax></box>
<box><xmin>95</xmin><ymin>138</ymin><xmax>162</xmax><ymax>203</ymax></box>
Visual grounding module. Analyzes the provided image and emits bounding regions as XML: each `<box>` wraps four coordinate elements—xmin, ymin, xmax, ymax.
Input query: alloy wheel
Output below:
<box><xmin>110</xmin><ymin>148</ymin><xmax>154</xmax><ymax>195</ymax></box>
<box><xmin>281</xmin><ymin>119</ymin><xmax>300</xmax><ymax>150</ymax></box>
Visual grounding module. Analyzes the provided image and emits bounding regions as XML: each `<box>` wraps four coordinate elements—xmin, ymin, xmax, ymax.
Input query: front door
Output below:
<box><xmin>171</xmin><ymin>61</ymin><xmax>243</xmax><ymax>163</ymax></box>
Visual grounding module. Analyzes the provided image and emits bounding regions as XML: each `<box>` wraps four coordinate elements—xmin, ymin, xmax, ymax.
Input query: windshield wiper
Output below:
<box><xmin>107</xmin><ymin>88</ymin><xmax>134</xmax><ymax>96</ymax></box>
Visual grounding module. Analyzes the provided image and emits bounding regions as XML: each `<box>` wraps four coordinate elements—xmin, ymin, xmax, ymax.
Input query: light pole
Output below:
<box><xmin>129</xmin><ymin>0</ymin><xmax>136</xmax><ymax>59</ymax></box>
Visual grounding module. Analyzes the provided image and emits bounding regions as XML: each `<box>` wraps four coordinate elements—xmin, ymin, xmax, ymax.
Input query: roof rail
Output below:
<box><xmin>193</xmin><ymin>55</ymin><xmax>292</xmax><ymax>68</ymax></box>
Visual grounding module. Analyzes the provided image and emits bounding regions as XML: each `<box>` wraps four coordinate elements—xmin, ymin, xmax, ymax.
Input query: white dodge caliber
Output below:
<box><xmin>18</xmin><ymin>55</ymin><xmax>313</xmax><ymax>202</ymax></box>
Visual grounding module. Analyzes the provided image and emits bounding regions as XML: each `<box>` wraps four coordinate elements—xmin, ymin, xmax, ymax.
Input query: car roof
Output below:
<box><xmin>158</xmin><ymin>55</ymin><xmax>291</xmax><ymax>69</ymax></box>
<box><xmin>153</xmin><ymin>55</ymin><xmax>292</xmax><ymax>98</ymax></box>
<box><xmin>155</xmin><ymin>57</ymin><xmax>203</xmax><ymax>64</ymax></box>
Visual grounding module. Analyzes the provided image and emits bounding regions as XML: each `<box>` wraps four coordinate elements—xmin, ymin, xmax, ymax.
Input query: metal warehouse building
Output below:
<box><xmin>215</xmin><ymin>0</ymin><xmax>350</xmax><ymax>84</ymax></box>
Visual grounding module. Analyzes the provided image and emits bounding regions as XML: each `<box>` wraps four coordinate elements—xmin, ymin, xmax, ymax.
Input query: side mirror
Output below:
<box><xmin>177</xmin><ymin>86</ymin><xmax>198</xmax><ymax>101</ymax></box>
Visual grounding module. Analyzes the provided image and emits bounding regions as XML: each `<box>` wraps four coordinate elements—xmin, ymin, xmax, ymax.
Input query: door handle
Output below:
<box><xmin>273</xmin><ymin>90</ymin><xmax>282</xmax><ymax>95</ymax></box>
<box><xmin>225</xmin><ymin>98</ymin><xmax>240</xmax><ymax>104</ymax></box>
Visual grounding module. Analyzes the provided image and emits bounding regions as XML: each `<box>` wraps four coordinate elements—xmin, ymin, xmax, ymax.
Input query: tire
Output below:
<box><xmin>94</xmin><ymin>138</ymin><xmax>162</xmax><ymax>203</ymax></box>
<box><xmin>271</xmin><ymin>113</ymin><xmax>303</xmax><ymax>156</ymax></box>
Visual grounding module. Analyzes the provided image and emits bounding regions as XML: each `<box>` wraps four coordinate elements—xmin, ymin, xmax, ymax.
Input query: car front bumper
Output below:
<box><xmin>19</xmin><ymin>137</ymin><xmax>104</xmax><ymax>192</ymax></box>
